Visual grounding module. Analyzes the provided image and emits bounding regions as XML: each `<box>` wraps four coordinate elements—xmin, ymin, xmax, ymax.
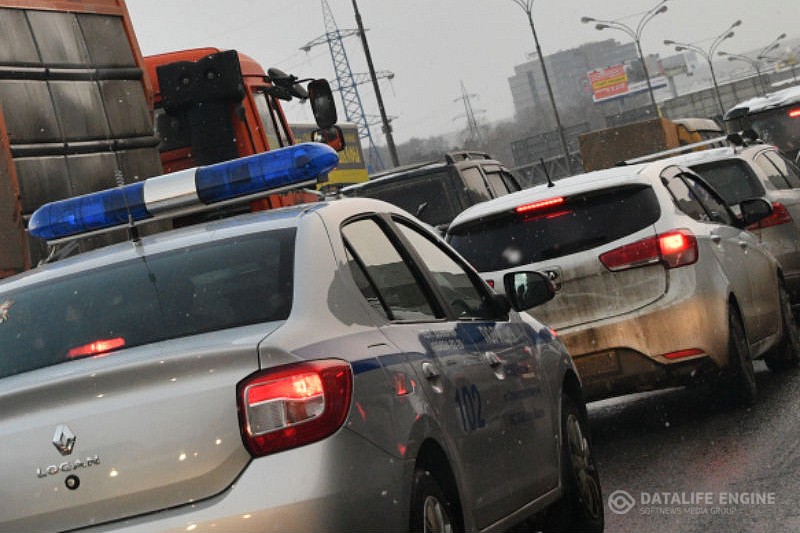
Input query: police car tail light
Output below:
<box><xmin>28</xmin><ymin>143</ymin><xmax>338</xmax><ymax>241</ymax></box>
<box><xmin>237</xmin><ymin>359</ymin><xmax>352</xmax><ymax>457</ymax></box>
<box><xmin>66</xmin><ymin>337</ymin><xmax>126</xmax><ymax>359</ymax></box>
<box><xmin>748</xmin><ymin>201</ymin><xmax>792</xmax><ymax>230</ymax></box>
<box><xmin>600</xmin><ymin>229</ymin><xmax>698</xmax><ymax>271</ymax></box>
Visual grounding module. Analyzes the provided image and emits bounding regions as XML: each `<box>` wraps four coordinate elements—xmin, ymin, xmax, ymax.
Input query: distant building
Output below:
<box><xmin>508</xmin><ymin>39</ymin><xmax>666</xmax><ymax>131</ymax></box>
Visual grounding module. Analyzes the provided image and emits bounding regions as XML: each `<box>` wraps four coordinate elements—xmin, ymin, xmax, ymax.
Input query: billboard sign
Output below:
<box><xmin>588</xmin><ymin>64</ymin><xmax>629</xmax><ymax>102</ymax></box>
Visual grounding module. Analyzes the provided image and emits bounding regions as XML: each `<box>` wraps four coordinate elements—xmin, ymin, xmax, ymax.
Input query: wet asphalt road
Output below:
<box><xmin>587</xmin><ymin>361</ymin><xmax>800</xmax><ymax>532</ymax></box>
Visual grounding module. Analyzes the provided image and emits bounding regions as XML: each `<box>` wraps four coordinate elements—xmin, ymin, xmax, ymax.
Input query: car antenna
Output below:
<box><xmin>539</xmin><ymin>158</ymin><xmax>555</xmax><ymax>188</ymax></box>
<box><xmin>115</xmin><ymin>169</ymin><xmax>140</xmax><ymax>244</ymax></box>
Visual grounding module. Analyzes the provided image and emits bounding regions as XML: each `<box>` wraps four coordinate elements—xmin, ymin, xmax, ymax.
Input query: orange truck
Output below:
<box><xmin>144</xmin><ymin>47</ymin><xmax>344</xmax><ymax>211</ymax></box>
<box><xmin>0</xmin><ymin>0</ymin><xmax>343</xmax><ymax>278</ymax></box>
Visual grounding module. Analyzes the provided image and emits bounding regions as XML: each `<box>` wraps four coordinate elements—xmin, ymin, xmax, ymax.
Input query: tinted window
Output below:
<box><xmin>484</xmin><ymin>167</ymin><xmax>519</xmax><ymax>197</ymax></box>
<box><xmin>351</xmin><ymin>169</ymin><xmax>463</xmax><ymax>227</ymax></box>
<box><xmin>683</xmin><ymin>176</ymin><xmax>734</xmax><ymax>225</ymax></box>
<box><xmin>448</xmin><ymin>185</ymin><xmax>660</xmax><ymax>272</ymax></box>
<box><xmin>461</xmin><ymin>167</ymin><xmax>492</xmax><ymax>203</ymax></box>
<box><xmin>396</xmin><ymin>221</ymin><xmax>488</xmax><ymax>319</ymax></box>
<box><xmin>0</xmin><ymin>231</ymin><xmax>295</xmax><ymax>379</ymax></box>
<box><xmin>665</xmin><ymin>177</ymin><xmax>708</xmax><ymax>220</ymax></box>
<box><xmin>342</xmin><ymin>218</ymin><xmax>438</xmax><ymax>321</ymax></box>
<box><xmin>763</xmin><ymin>151</ymin><xmax>800</xmax><ymax>188</ymax></box>
<box><xmin>691</xmin><ymin>159</ymin><xmax>765</xmax><ymax>204</ymax></box>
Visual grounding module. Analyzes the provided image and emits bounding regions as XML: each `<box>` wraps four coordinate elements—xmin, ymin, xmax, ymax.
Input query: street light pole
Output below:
<box><xmin>581</xmin><ymin>0</ymin><xmax>669</xmax><ymax>119</ymax></box>
<box><xmin>717</xmin><ymin>51</ymin><xmax>765</xmax><ymax>94</ymax></box>
<box><xmin>755</xmin><ymin>33</ymin><xmax>787</xmax><ymax>92</ymax></box>
<box><xmin>510</xmin><ymin>0</ymin><xmax>572</xmax><ymax>174</ymax></box>
<box><xmin>351</xmin><ymin>0</ymin><xmax>400</xmax><ymax>167</ymax></box>
<box><xmin>665</xmin><ymin>20</ymin><xmax>740</xmax><ymax>116</ymax></box>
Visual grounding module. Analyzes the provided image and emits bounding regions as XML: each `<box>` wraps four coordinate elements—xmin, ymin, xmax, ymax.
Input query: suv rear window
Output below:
<box><xmin>0</xmin><ymin>230</ymin><xmax>295</xmax><ymax>379</ymax></box>
<box><xmin>350</xmin><ymin>169</ymin><xmax>462</xmax><ymax>227</ymax></box>
<box><xmin>690</xmin><ymin>159</ymin><xmax>765</xmax><ymax>204</ymax></box>
<box><xmin>447</xmin><ymin>185</ymin><xmax>660</xmax><ymax>271</ymax></box>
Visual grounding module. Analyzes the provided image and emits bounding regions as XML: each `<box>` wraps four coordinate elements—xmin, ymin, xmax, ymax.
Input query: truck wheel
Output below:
<box><xmin>764</xmin><ymin>283</ymin><xmax>800</xmax><ymax>372</ymax></box>
<box><xmin>544</xmin><ymin>394</ymin><xmax>603</xmax><ymax>533</ymax></box>
<box><xmin>410</xmin><ymin>469</ymin><xmax>457</xmax><ymax>533</ymax></box>
<box><xmin>722</xmin><ymin>305</ymin><xmax>757</xmax><ymax>406</ymax></box>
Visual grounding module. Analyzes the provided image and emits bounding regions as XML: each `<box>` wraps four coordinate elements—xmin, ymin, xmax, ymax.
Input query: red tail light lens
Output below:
<box><xmin>600</xmin><ymin>230</ymin><xmax>698</xmax><ymax>271</ymax></box>
<box><xmin>238</xmin><ymin>359</ymin><xmax>352</xmax><ymax>457</ymax></box>
<box><xmin>747</xmin><ymin>202</ymin><xmax>792</xmax><ymax>230</ymax></box>
<box><xmin>66</xmin><ymin>337</ymin><xmax>125</xmax><ymax>359</ymax></box>
<box><xmin>788</xmin><ymin>107</ymin><xmax>800</xmax><ymax>119</ymax></box>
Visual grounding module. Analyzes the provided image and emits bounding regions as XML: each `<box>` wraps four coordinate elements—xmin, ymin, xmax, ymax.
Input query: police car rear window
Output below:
<box><xmin>448</xmin><ymin>185</ymin><xmax>660</xmax><ymax>271</ymax></box>
<box><xmin>0</xmin><ymin>230</ymin><xmax>294</xmax><ymax>379</ymax></box>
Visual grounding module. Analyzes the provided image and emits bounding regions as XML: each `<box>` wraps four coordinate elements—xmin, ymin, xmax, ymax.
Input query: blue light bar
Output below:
<box><xmin>28</xmin><ymin>143</ymin><xmax>338</xmax><ymax>241</ymax></box>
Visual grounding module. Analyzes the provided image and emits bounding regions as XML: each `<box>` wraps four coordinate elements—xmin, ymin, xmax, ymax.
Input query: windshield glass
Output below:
<box><xmin>0</xmin><ymin>230</ymin><xmax>294</xmax><ymax>379</ymax></box>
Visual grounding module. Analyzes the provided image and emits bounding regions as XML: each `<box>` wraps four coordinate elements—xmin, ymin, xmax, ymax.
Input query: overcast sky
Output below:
<box><xmin>126</xmin><ymin>0</ymin><xmax>796</xmax><ymax>145</ymax></box>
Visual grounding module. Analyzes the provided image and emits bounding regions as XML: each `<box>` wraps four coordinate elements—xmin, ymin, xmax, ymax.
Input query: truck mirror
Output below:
<box><xmin>308</xmin><ymin>79</ymin><xmax>337</xmax><ymax>129</ymax></box>
<box><xmin>311</xmin><ymin>126</ymin><xmax>345</xmax><ymax>152</ymax></box>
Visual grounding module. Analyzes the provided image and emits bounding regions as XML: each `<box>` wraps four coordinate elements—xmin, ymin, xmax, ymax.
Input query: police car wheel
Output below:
<box><xmin>410</xmin><ymin>469</ymin><xmax>456</xmax><ymax>533</ymax></box>
<box><xmin>544</xmin><ymin>394</ymin><xmax>603</xmax><ymax>533</ymax></box>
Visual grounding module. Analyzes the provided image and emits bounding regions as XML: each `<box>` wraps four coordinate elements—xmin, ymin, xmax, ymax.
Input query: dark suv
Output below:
<box><xmin>340</xmin><ymin>151</ymin><xmax>524</xmax><ymax>232</ymax></box>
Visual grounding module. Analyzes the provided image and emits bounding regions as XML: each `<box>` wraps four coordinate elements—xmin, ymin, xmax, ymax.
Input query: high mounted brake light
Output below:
<box><xmin>515</xmin><ymin>196</ymin><xmax>565</xmax><ymax>214</ymax></box>
<box><xmin>28</xmin><ymin>143</ymin><xmax>339</xmax><ymax>242</ymax></box>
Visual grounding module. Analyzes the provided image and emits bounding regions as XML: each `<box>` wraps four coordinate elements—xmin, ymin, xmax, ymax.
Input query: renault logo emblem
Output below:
<box><xmin>53</xmin><ymin>425</ymin><xmax>76</xmax><ymax>456</ymax></box>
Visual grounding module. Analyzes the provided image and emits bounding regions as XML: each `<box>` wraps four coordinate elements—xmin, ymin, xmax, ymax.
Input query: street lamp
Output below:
<box><xmin>717</xmin><ymin>51</ymin><xmax>765</xmax><ymax>94</ymax></box>
<box><xmin>509</xmin><ymin>0</ymin><xmax>572</xmax><ymax>174</ymax></box>
<box><xmin>664</xmin><ymin>19</ymin><xmax>740</xmax><ymax>116</ymax></box>
<box><xmin>581</xmin><ymin>0</ymin><xmax>669</xmax><ymax>118</ymax></box>
<box><xmin>755</xmin><ymin>33</ymin><xmax>787</xmax><ymax>92</ymax></box>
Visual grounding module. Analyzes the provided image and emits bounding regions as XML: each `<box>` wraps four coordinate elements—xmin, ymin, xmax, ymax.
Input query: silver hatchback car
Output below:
<box><xmin>447</xmin><ymin>160</ymin><xmax>800</xmax><ymax>404</ymax></box>
<box><xmin>0</xmin><ymin>145</ymin><xmax>602</xmax><ymax>532</ymax></box>
<box><xmin>663</xmin><ymin>141</ymin><xmax>800</xmax><ymax>307</ymax></box>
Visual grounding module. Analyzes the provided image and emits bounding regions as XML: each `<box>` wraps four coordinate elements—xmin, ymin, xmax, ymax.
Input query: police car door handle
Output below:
<box><xmin>421</xmin><ymin>361</ymin><xmax>440</xmax><ymax>380</ymax></box>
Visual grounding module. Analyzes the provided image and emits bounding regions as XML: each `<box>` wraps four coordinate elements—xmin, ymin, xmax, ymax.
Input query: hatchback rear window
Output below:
<box><xmin>0</xmin><ymin>230</ymin><xmax>295</xmax><ymax>379</ymax></box>
<box><xmin>690</xmin><ymin>159</ymin><xmax>765</xmax><ymax>204</ymax></box>
<box><xmin>447</xmin><ymin>185</ymin><xmax>660</xmax><ymax>271</ymax></box>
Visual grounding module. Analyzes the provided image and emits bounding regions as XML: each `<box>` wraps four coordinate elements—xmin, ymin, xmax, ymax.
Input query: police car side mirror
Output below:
<box><xmin>738</xmin><ymin>198</ymin><xmax>773</xmax><ymax>228</ymax></box>
<box><xmin>503</xmin><ymin>271</ymin><xmax>556</xmax><ymax>312</ymax></box>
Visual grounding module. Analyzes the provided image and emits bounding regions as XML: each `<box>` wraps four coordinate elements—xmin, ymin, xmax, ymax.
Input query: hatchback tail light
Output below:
<box><xmin>747</xmin><ymin>202</ymin><xmax>792</xmax><ymax>230</ymax></box>
<box><xmin>599</xmin><ymin>229</ymin><xmax>698</xmax><ymax>271</ymax></box>
<box><xmin>237</xmin><ymin>359</ymin><xmax>352</xmax><ymax>457</ymax></box>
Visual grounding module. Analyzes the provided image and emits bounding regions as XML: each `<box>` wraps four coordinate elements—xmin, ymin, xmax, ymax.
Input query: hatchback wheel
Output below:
<box><xmin>722</xmin><ymin>306</ymin><xmax>757</xmax><ymax>406</ymax></box>
<box><xmin>764</xmin><ymin>283</ymin><xmax>800</xmax><ymax>372</ymax></box>
<box><xmin>543</xmin><ymin>394</ymin><xmax>603</xmax><ymax>533</ymax></box>
<box><xmin>410</xmin><ymin>469</ymin><xmax>457</xmax><ymax>533</ymax></box>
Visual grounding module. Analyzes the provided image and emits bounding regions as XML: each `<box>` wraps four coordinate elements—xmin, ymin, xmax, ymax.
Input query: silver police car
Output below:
<box><xmin>0</xmin><ymin>145</ymin><xmax>602</xmax><ymax>532</ymax></box>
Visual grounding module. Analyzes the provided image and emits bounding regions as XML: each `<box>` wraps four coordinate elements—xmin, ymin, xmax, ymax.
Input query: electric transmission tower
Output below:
<box><xmin>453</xmin><ymin>81</ymin><xmax>485</xmax><ymax>146</ymax></box>
<box><xmin>301</xmin><ymin>0</ymin><xmax>394</xmax><ymax>171</ymax></box>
